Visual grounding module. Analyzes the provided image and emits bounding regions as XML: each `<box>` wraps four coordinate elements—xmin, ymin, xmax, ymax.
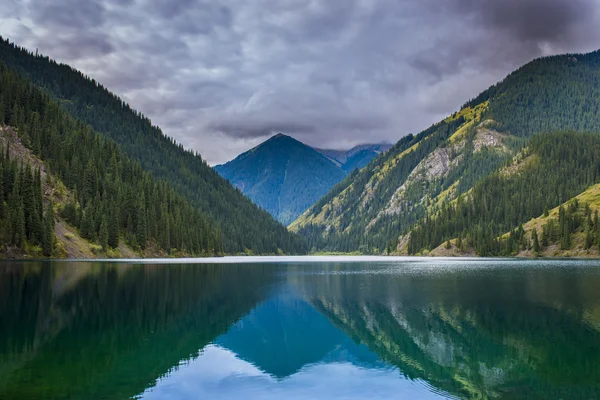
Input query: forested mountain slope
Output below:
<box><xmin>0</xmin><ymin>63</ymin><xmax>223</xmax><ymax>257</ymax></box>
<box><xmin>0</xmin><ymin>37</ymin><xmax>306</xmax><ymax>254</ymax></box>
<box><xmin>408</xmin><ymin>132</ymin><xmax>600</xmax><ymax>256</ymax></box>
<box><xmin>291</xmin><ymin>49</ymin><xmax>600</xmax><ymax>254</ymax></box>
<box><xmin>215</xmin><ymin>134</ymin><xmax>347</xmax><ymax>225</ymax></box>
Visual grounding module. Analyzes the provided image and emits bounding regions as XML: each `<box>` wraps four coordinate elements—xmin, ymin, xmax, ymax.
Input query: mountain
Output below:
<box><xmin>0</xmin><ymin>63</ymin><xmax>223</xmax><ymax>257</ymax></box>
<box><xmin>429</xmin><ymin>183</ymin><xmax>600</xmax><ymax>258</ymax></box>
<box><xmin>316</xmin><ymin>143</ymin><xmax>392</xmax><ymax>172</ymax></box>
<box><xmin>408</xmin><ymin>132</ymin><xmax>600</xmax><ymax>256</ymax></box>
<box><xmin>291</xmin><ymin>49</ymin><xmax>600</xmax><ymax>255</ymax></box>
<box><xmin>0</xmin><ymin>37</ymin><xmax>306</xmax><ymax>255</ymax></box>
<box><xmin>215</xmin><ymin>135</ymin><xmax>387</xmax><ymax>225</ymax></box>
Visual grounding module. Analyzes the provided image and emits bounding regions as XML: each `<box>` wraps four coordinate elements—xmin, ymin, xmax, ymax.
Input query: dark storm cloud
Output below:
<box><xmin>450</xmin><ymin>0</ymin><xmax>591</xmax><ymax>42</ymax></box>
<box><xmin>1</xmin><ymin>0</ymin><xmax>599</xmax><ymax>164</ymax></box>
<box><xmin>413</xmin><ymin>0</ymin><xmax>596</xmax><ymax>80</ymax></box>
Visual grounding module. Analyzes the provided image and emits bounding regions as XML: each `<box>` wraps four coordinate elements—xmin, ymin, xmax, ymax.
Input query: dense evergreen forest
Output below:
<box><xmin>293</xmin><ymin>49</ymin><xmax>600</xmax><ymax>254</ymax></box>
<box><xmin>408</xmin><ymin>132</ymin><xmax>600</xmax><ymax>255</ymax></box>
<box><xmin>464</xmin><ymin>53</ymin><xmax>600</xmax><ymax>137</ymax></box>
<box><xmin>0</xmin><ymin>63</ymin><xmax>223</xmax><ymax>255</ymax></box>
<box><xmin>0</xmin><ymin>37</ymin><xmax>307</xmax><ymax>254</ymax></box>
<box><xmin>0</xmin><ymin>146</ymin><xmax>55</xmax><ymax>255</ymax></box>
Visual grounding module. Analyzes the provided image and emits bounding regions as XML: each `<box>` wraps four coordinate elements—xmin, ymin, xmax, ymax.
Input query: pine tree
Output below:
<box><xmin>14</xmin><ymin>202</ymin><xmax>25</xmax><ymax>248</ymax></box>
<box><xmin>541</xmin><ymin>224</ymin><xmax>549</xmax><ymax>247</ymax></box>
<box><xmin>108</xmin><ymin>203</ymin><xmax>119</xmax><ymax>248</ymax></box>
<box><xmin>80</xmin><ymin>204</ymin><xmax>96</xmax><ymax>241</ymax></box>
<box><xmin>136</xmin><ymin>195</ymin><xmax>147</xmax><ymax>249</ymax></box>
<box><xmin>585</xmin><ymin>223</ymin><xmax>594</xmax><ymax>249</ymax></box>
<box><xmin>42</xmin><ymin>202</ymin><xmax>55</xmax><ymax>256</ymax></box>
<box><xmin>99</xmin><ymin>215</ymin><xmax>109</xmax><ymax>250</ymax></box>
<box><xmin>532</xmin><ymin>228</ymin><xmax>540</xmax><ymax>255</ymax></box>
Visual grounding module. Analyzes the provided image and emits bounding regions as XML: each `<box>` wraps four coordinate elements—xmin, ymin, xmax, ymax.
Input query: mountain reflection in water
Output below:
<box><xmin>1</xmin><ymin>259</ymin><xmax>600</xmax><ymax>399</ymax></box>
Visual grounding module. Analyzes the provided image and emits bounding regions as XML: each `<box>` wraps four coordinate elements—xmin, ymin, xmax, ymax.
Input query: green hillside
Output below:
<box><xmin>215</xmin><ymin>134</ymin><xmax>347</xmax><ymax>225</ymax></box>
<box><xmin>291</xmin><ymin>49</ymin><xmax>600</xmax><ymax>254</ymax></box>
<box><xmin>0</xmin><ymin>63</ymin><xmax>223</xmax><ymax>257</ymax></box>
<box><xmin>408</xmin><ymin>132</ymin><xmax>600</xmax><ymax>256</ymax></box>
<box><xmin>0</xmin><ymin>37</ymin><xmax>306</xmax><ymax>255</ymax></box>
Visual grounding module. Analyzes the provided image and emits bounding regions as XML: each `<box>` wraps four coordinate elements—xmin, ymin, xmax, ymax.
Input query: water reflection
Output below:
<box><xmin>289</xmin><ymin>261</ymin><xmax>600</xmax><ymax>399</ymax></box>
<box><xmin>2</xmin><ymin>259</ymin><xmax>600</xmax><ymax>399</ymax></box>
<box><xmin>0</xmin><ymin>262</ymin><xmax>275</xmax><ymax>400</ymax></box>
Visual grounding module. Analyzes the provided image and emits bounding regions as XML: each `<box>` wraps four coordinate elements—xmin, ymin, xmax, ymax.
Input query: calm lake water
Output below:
<box><xmin>2</xmin><ymin>257</ymin><xmax>600</xmax><ymax>399</ymax></box>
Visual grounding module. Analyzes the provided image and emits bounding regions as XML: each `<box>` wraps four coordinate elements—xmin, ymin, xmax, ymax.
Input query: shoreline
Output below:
<box><xmin>3</xmin><ymin>255</ymin><xmax>600</xmax><ymax>263</ymax></box>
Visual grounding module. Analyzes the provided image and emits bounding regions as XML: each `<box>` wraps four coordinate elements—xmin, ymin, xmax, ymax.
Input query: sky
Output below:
<box><xmin>1</xmin><ymin>0</ymin><xmax>600</xmax><ymax>165</ymax></box>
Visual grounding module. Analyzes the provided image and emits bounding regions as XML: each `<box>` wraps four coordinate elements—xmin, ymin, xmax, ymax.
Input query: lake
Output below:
<box><xmin>1</xmin><ymin>257</ymin><xmax>600</xmax><ymax>399</ymax></box>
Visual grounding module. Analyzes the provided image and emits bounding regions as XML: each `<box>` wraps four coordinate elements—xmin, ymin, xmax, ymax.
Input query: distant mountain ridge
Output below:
<box><xmin>215</xmin><ymin>134</ymin><xmax>390</xmax><ymax>225</ymax></box>
<box><xmin>316</xmin><ymin>143</ymin><xmax>392</xmax><ymax>172</ymax></box>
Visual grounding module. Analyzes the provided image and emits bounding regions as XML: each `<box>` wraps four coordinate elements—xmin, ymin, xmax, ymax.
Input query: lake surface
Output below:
<box><xmin>2</xmin><ymin>257</ymin><xmax>600</xmax><ymax>399</ymax></box>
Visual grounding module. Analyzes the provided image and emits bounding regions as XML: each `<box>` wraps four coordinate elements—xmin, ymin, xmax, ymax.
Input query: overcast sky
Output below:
<box><xmin>1</xmin><ymin>0</ymin><xmax>600</xmax><ymax>164</ymax></box>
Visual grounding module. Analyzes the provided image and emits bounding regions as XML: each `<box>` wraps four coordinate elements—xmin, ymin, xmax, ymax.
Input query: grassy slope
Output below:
<box><xmin>428</xmin><ymin>184</ymin><xmax>600</xmax><ymax>258</ymax></box>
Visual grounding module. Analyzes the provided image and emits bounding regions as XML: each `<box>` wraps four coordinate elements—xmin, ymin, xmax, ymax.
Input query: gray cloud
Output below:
<box><xmin>1</xmin><ymin>0</ymin><xmax>599</xmax><ymax>164</ymax></box>
<box><xmin>450</xmin><ymin>0</ymin><xmax>591</xmax><ymax>42</ymax></box>
<box><xmin>31</xmin><ymin>0</ymin><xmax>107</xmax><ymax>29</ymax></box>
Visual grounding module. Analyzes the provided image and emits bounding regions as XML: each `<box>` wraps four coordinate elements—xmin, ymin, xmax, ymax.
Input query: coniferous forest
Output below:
<box><xmin>407</xmin><ymin>132</ymin><xmax>600</xmax><ymax>255</ymax></box>
<box><xmin>0</xmin><ymin>146</ymin><xmax>55</xmax><ymax>255</ymax></box>
<box><xmin>0</xmin><ymin>37</ymin><xmax>307</xmax><ymax>255</ymax></box>
<box><xmin>0</xmin><ymin>63</ymin><xmax>224</xmax><ymax>256</ymax></box>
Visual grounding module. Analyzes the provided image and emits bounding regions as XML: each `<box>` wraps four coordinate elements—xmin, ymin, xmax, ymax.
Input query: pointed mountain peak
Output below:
<box><xmin>260</xmin><ymin>133</ymin><xmax>306</xmax><ymax>149</ymax></box>
<box><xmin>267</xmin><ymin>133</ymin><xmax>296</xmax><ymax>143</ymax></box>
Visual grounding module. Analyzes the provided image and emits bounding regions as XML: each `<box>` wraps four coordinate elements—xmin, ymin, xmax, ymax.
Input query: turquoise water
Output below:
<box><xmin>1</xmin><ymin>258</ymin><xmax>600</xmax><ymax>399</ymax></box>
